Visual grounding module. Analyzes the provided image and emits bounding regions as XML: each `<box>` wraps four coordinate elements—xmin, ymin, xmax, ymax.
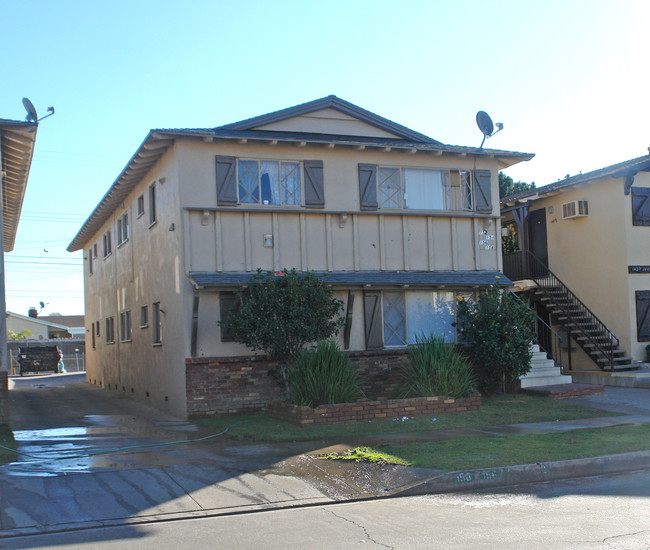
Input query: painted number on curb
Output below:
<box><xmin>455</xmin><ymin>470</ymin><xmax>500</xmax><ymax>484</ymax></box>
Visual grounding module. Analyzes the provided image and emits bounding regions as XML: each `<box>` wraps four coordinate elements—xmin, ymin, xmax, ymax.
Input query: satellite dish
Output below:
<box><xmin>476</xmin><ymin>110</ymin><xmax>494</xmax><ymax>137</ymax></box>
<box><xmin>23</xmin><ymin>97</ymin><xmax>38</xmax><ymax>123</ymax></box>
<box><xmin>476</xmin><ymin>110</ymin><xmax>504</xmax><ymax>149</ymax></box>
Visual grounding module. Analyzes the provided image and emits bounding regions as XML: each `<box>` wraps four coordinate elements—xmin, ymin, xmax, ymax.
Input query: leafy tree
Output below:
<box><xmin>8</xmin><ymin>329</ymin><xmax>33</xmax><ymax>341</ymax></box>
<box><xmin>456</xmin><ymin>284</ymin><xmax>535</xmax><ymax>394</ymax></box>
<box><xmin>220</xmin><ymin>269</ymin><xmax>344</xmax><ymax>391</ymax></box>
<box><xmin>499</xmin><ymin>172</ymin><xmax>535</xmax><ymax>199</ymax></box>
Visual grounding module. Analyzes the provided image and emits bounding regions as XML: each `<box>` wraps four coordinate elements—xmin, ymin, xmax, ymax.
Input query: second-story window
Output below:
<box><xmin>376</xmin><ymin>167</ymin><xmax>472</xmax><ymax>211</ymax></box>
<box><xmin>238</xmin><ymin>160</ymin><xmax>301</xmax><ymax>206</ymax></box>
<box><xmin>103</xmin><ymin>230</ymin><xmax>112</xmax><ymax>258</ymax></box>
<box><xmin>149</xmin><ymin>183</ymin><xmax>157</xmax><ymax>225</ymax></box>
<box><xmin>88</xmin><ymin>248</ymin><xmax>93</xmax><ymax>274</ymax></box>
<box><xmin>137</xmin><ymin>194</ymin><xmax>145</xmax><ymax>218</ymax></box>
<box><xmin>117</xmin><ymin>212</ymin><xmax>129</xmax><ymax>245</ymax></box>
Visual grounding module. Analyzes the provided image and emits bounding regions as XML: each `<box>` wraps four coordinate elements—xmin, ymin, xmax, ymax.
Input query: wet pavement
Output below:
<box><xmin>1</xmin><ymin>373</ymin><xmax>650</xmax><ymax>537</ymax></box>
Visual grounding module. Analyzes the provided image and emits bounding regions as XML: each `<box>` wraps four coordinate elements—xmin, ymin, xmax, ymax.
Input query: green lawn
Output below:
<box><xmin>378</xmin><ymin>424</ymin><xmax>650</xmax><ymax>470</ymax></box>
<box><xmin>193</xmin><ymin>394</ymin><xmax>617</xmax><ymax>442</ymax></box>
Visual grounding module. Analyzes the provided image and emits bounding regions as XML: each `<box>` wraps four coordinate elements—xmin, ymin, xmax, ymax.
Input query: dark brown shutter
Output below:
<box><xmin>631</xmin><ymin>188</ymin><xmax>650</xmax><ymax>226</ymax></box>
<box><xmin>219</xmin><ymin>292</ymin><xmax>240</xmax><ymax>342</ymax></box>
<box><xmin>363</xmin><ymin>291</ymin><xmax>383</xmax><ymax>349</ymax></box>
<box><xmin>636</xmin><ymin>291</ymin><xmax>650</xmax><ymax>341</ymax></box>
<box><xmin>303</xmin><ymin>160</ymin><xmax>325</xmax><ymax>208</ymax></box>
<box><xmin>216</xmin><ymin>156</ymin><xmax>238</xmax><ymax>206</ymax></box>
<box><xmin>359</xmin><ymin>164</ymin><xmax>378</xmax><ymax>210</ymax></box>
<box><xmin>474</xmin><ymin>169</ymin><xmax>493</xmax><ymax>213</ymax></box>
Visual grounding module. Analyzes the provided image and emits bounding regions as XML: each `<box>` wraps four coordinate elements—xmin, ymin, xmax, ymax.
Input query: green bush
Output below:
<box><xmin>287</xmin><ymin>340</ymin><xmax>365</xmax><ymax>407</ymax></box>
<box><xmin>456</xmin><ymin>284</ymin><xmax>536</xmax><ymax>394</ymax></box>
<box><xmin>401</xmin><ymin>334</ymin><xmax>476</xmax><ymax>398</ymax></box>
<box><xmin>219</xmin><ymin>269</ymin><xmax>344</xmax><ymax>391</ymax></box>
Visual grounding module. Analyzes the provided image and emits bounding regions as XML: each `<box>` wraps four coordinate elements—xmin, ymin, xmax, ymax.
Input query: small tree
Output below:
<box><xmin>219</xmin><ymin>269</ymin><xmax>344</xmax><ymax>391</ymax></box>
<box><xmin>456</xmin><ymin>284</ymin><xmax>535</xmax><ymax>394</ymax></box>
<box><xmin>8</xmin><ymin>329</ymin><xmax>32</xmax><ymax>341</ymax></box>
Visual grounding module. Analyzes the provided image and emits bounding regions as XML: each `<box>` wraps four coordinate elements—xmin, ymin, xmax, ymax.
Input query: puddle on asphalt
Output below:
<box><xmin>3</xmin><ymin>415</ymin><xmax>205</xmax><ymax>477</ymax></box>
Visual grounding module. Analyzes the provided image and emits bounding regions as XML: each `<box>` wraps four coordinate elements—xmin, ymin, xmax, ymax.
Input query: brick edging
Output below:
<box><xmin>268</xmin><ymin>393</ymin><xmax>481</xmax><ymax>426</ymax></box>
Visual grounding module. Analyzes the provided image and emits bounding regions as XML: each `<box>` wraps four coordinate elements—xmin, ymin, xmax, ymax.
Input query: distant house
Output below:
<box><xmin>68</xmin><ymin>95</ymin><xmax>533</xmax><ymax>418</ymax></box>
<box><xmin>0</xmin><ymin>116</ymin><xmax>38</xmax><ymax>423</ymax></box>
<box><xmin>501</xmin><ymin>153</ymin><xmax>650</xmax><ymax>375</ymax></box>
<box><xmin>6</xmin><ymin>312</ymin><xmax>85</xmax><ymax>339</ymax></box>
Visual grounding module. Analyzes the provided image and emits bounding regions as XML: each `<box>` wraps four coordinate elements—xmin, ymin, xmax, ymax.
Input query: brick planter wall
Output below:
<box><xmin>268</xmin><ymin>393</ymin><xmax>482</xmax><ymax>426</ymax></box>
<box><xmin>185</xmin><ymin>350</ymin><xmax>413</xmax><ymax>418</ymax></box>
<box><xmin>185</xmin><ymin>356</ymin><xmax>282</xmax><ymax>417</ymax></box>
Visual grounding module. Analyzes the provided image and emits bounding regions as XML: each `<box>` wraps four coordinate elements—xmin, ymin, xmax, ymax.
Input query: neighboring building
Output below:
<box><xmin>39</xmin><ymin>314</ymin><xmax>85</xmax><ymax>338</ymax></box>
<box><xmin>501</xmin><ymin>154</ymin><xmax>650</xmax><ymax>374</ymax></box>
<box><xmin>68</xmin><ymin>95</ymin><xmax>533</xmax><ymax>418</ymax></box>
<box><xmin>0</xmin><ymin>117</ymin><xmax>38</xmax><ymax>423</ymax></box>
<box><xmin>7</xmin><ymin>311</ymin><xmax>85</xmax><ymax>339</ymax></box>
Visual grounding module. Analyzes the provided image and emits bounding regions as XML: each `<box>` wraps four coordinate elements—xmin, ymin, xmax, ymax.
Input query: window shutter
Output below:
<box><xmin>219</xmin><ymin>292</ymin><xmax>240</xmax><ymax>342</ymax></box>
<box><xmin>363</xmin><ymin>291</ymin><xmax>383</xmax><ymax>349</ymax></box>
<box><xmin>631</xmin><ymin>188</ymin><xmax>650</xmax><ymax>226</ymax></box>
<box><xmin>474</xmin><ymin>169</ymin><xmax>493</xmax><ymax>213</ymax></box>
<box><xmin>216</xmin><ymin>156</ymin><xmax>238</xmax><ymax>206</ymax></box>
<box><xmin>303</xmin><ymin>160</ymin><xmax>324</xmax><ymax>208</ymax></box>
<box><xmin>359</xmin><ymin>164</ymin><xmax>378</xmax><ymax>211</ymax></box>
<box><xmin>636</xmin><ymin>291</ymin><xmax>650</xmax><ymax>342</ymax></box>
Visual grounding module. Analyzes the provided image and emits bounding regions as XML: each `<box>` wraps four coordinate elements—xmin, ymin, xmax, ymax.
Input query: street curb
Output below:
<box><xmin>393</xmin><ymin>450</ymin><xmax>650</xmax><ymax>496</ymax></box>
<box><xmin>2</xmin><ymin>451</ymin><xmax>649</xmax><ymax>540</ymax></box>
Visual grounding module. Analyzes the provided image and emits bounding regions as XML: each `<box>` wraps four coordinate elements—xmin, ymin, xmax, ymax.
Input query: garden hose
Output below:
<box><xmin>0</xmin><ymin>420</ymin><xmax>248</xmax><ymax>462</ymax></box>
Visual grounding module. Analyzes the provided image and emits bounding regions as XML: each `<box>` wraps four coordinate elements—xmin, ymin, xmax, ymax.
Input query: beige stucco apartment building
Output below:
<box><xmin>69</xmin><ymin>96</ymin><xmax>533</xmax><ymax>418</ymax></box>
<box><xmin>0</xmin><ymin>117</ymin><xmax>38</xmax><ymax>424</ymax></box>
<box><xmin>501</xmin><ymin>154</ymin><xmax>650</xmax><ymax>374</ymax></box>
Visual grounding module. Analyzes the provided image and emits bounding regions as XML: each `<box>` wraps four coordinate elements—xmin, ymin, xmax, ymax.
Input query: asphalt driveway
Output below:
<box><xmin>2</xmin><ymin>373</ymin><xmax>375</xmax><ymax>536</ymax></box>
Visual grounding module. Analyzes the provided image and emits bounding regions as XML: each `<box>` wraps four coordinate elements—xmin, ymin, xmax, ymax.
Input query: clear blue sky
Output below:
<box><xmin>2</xmin><ymin>0</ymin><xmax>649</xmax><ymax>315</ymax></box>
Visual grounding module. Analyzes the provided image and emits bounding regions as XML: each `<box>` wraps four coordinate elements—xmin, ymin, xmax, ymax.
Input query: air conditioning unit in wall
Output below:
<box><xmin>562</xmin><ymin>200</ymin><xmax>589</xmax><ymax>219</ymax></box>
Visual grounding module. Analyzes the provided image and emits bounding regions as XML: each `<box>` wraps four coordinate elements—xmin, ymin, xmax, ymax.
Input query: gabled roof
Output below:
<box><xmin>502</xmin><ymin>154</ymin><xmax>650</xmax><ymax>205</ymax></box>
<box><xmin>68</xmin><ymin>96</ymin><xmax>534</xmax><ymax>251</ymax></box>
<box><xmin>0</xmin><ymin>119</ymin><xmax>38</xmax><ymax>252</ymax></box>
<box><xmin>7</xmin><ymin>311</ymin><xmax>70</xmax><ymax>331</ymax></box>
<box><xmin>217</xmin><ymin>95</ymin><xmax>440</xmax><ymax>143</ymax></box>
<box><xmin>39</xmin><ymin>314</ymin><xmax>85</xmax><ymax>328</ymax></box>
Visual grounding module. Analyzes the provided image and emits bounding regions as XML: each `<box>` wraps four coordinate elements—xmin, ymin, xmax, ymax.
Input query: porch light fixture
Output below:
<box><xmin>263</xmin><ymin>234</ymin><xmax>274</xmax><ymax>248</ymax></box>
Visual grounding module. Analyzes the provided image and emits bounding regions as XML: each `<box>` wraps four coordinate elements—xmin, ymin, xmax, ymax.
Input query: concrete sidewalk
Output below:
<box><xmin>1</xmin><ymin>382</ymin><xmax>649</xmax><ymax>539</ymax></box>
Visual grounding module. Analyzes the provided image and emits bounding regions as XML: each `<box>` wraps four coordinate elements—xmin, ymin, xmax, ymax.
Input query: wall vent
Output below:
<box><xmin>562</xmin><ymin>200</ymin><xmax>589</xmax><ymax>219</ymax></box>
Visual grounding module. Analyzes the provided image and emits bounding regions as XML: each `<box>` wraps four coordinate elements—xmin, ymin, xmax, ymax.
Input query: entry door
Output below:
<box><xmin>528</xmin><ymin>208</ymin><xmax>548</xmax><ymax>276</ymax></box>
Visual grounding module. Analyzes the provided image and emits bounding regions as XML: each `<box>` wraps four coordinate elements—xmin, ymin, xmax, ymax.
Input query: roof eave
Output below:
<box><xmin>0</xmin><ymin>120</ymin><xmax>38</xmax><ymax>252</ymax></box>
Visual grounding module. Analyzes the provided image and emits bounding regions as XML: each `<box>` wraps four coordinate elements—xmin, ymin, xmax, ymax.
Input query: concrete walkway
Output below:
<box><xmin>1</xmin><ymin>376</ymin><xmax>649</xmax><ymax>538</ymax></box>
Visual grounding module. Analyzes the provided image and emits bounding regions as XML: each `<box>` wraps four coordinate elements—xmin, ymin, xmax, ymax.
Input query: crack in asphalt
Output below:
<box><xmin>601</xmin><ymin>528</ymin><xmax>650</xmax><ymax>547</ymax></box>
<box><xmin>325</xmin><ymin>508</ymin><xmax>393</xmax><ymax>549</ymax></box>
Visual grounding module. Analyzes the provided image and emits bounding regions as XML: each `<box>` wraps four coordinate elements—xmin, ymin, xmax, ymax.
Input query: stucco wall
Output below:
<box><xmin>513</xmin><ymin>174</ymin><xmax>650</xmax><ymax>366</ymax></box>
<box><xmin>83</xmin><ymin>145</ymin><xmax>190</xmax><ymax>417</ymax></box>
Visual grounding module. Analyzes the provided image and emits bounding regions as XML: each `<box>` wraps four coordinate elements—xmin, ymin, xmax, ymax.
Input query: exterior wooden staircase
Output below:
<box><xmin>504</xmin><ymin>251</ymin><xmax>636</xmax><ymax>372</ymax></box>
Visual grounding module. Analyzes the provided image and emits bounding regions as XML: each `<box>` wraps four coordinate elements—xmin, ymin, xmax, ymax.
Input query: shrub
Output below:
<box><xmin>219</xmin><ymin>269</ymin><xmax>344</xmax><ymax>391</ymax></box>
<box><xmin>287</xmin><ymin>340</ymin><xmax>365</xmax><ymax>407</ymax></box>
<box><xmin>401</xmin><ymin>334</ymin><xmax>476</xmax><ymax>398</ymax></box>
<box><xmin>456</xmin><ymin>284</ymin><xmax>536</xmax><ymax>394</ymax></box>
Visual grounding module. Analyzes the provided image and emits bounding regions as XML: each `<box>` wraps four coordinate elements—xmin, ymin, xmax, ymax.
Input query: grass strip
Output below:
<box><xmin>324</xmin><ymin>446</ymin><xmax>410</xmax><ymax>466</ymax></box>
<box><xmin>0</xmin><ymin>424</ymin><xmax>17</xmax><ymax>465</ymax></box>
<box><xmin>378</xmin><ymin>424</ymin><xmax>650</xmax><ymax>470</ymax></box>
<box><xmin>193</xmin><ymin>394</ymin><xmax>618</xmax><ymax>442</ymax></box>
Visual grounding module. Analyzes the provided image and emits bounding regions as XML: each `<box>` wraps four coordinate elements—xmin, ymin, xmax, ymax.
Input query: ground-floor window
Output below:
<box><xmin>365</xmin><ymin>289</ymin><xmax>471</xmax><ymax>349</ymax></box>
